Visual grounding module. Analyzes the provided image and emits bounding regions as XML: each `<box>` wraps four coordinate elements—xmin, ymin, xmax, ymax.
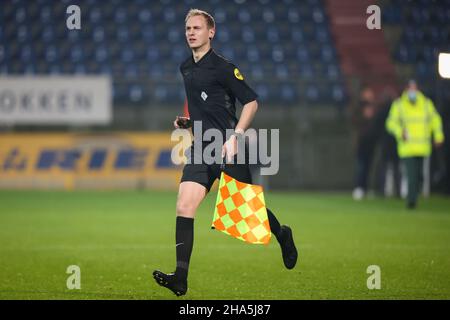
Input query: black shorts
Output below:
<box><xmin>180</xmin><ymin>162</ymin><xmax>253</xmax><ymax>192</ymax></box>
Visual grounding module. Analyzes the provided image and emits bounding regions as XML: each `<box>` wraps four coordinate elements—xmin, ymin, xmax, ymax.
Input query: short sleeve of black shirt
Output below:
<box><xmin>217</xmin><ymin>62</ymin><xmax>258</xmax><ymax>106</ymax></box>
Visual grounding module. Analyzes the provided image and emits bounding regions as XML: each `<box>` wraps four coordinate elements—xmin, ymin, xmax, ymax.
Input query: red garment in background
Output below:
<box><xmin>183</xmin><ymin>99</ymin><xmax>190</xmax><ymax>118</ymax></box>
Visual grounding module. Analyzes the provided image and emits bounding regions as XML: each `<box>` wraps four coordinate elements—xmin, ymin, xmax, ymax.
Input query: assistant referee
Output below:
<box><xmin>153</xmin><ymin>9</ymin><xmax>298</xmax><ymax>297</ymax></box>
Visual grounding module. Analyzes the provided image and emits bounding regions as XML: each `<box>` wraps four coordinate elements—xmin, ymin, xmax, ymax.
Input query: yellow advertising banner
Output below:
<box><xmin>0</xmin><ymin>132</ymin><xmax>186</xmax><ymax>190</ymax></box>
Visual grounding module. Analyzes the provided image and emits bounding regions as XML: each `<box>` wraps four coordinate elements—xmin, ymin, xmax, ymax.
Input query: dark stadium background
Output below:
<box><xmin>0</xmin><ymin>0</ymin><xmax>449</xmax><ymax>192</ymax></box>
<box><xmin>0</xmin><ymin>0</ymin><xmax>450</xmax><ymax>300</ymax></box>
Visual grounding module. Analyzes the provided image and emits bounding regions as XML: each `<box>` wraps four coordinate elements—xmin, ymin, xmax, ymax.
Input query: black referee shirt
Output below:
<box><xmin>180</xmin><ymin>48</ymin><xmax>258</xmax><ymax>143</ymax></box>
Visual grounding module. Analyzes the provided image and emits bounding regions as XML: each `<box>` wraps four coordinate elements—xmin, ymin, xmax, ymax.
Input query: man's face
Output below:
<box><xmin>407</xmin><ymin>82</ymin><xmax>418</xmax><ymax>93</ymax></box>
<box><xmin>185</xmin><ymin>15</ymin><xmax>214</xmax><ymax>49</ymax></box>
<box><xmin>407</xmin><ymin>82</ymin><xmax>418</xmax><ymax>103</ymax></box>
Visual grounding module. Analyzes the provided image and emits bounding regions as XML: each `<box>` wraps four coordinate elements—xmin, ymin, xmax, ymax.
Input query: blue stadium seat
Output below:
<box><xmin>254</xmin><ymin>83</ymin><xmax>270</xmax><ymax>103</ymax></box>
<box><xmin>299</xmin><ymin>65</ymin><xmax>314</xmax><ymax>80</ymax></box>
<box><xmin>220</xmin><ymin>47</ymin><xmax>235</xmax><ymax>61</ymax></box>
<box><xmin>326</xmin><ymin>64</ymin><xmax>340</xmax><ymax>81</ymax></box>
<box><xmin>279</xmin><ymin>83</ymin><xmax>298</xmax><ymax>104</ymax></box>
<box><xmin>382</xmin><ymin>5</ymin><xmax>403</xmax><ymax>24</ymax></box>
<box><xmin>138</xmin><ymin>8</ymin><xmax>151</xmax><ymax>23</ymax></box>
<box><xmin>271</xmin><ymin>46</ymin><xmax>285</xmax><ymax>63</ymax></box>
<box><xmin>44</xmin><ymin>45</ymin><xmax>58</xmax><ymax>63</ymax></box>
<box><xmin>89</xmin><ymin>7</ymin><xmax>103</xmax><ymax>24</ymax></box>
<box><xmin>266</xmin><ymin>27</ymin><xmax>280</xmax><ymax>43</ymax></box>
<box><xmin>296</xmin><ymin>46</ymin><xmax>310</xmax><ymax>64</ymax></box>
<box><xmin>168</xmin><ymin>27</ymin><xmax>182</xmax><ymax>43</ymax></box>
<box><xmin>153</xmin><ymin>84</ymin><xmax>184</xmax><ymax>104</ymax></box>
<box><xmin>128</xmin><ymin>83</ymin><xmax>150</xmax><ymax>104</ymax></box>
<box><xmin>305</xmin><ymin>84</ymin><xmax>320</xmax><ymax>104</ymax></box>
<box><xmin>247</xmin><ymin>47</ymin><xmax>260</xmax><ymax>63</ymax></box>
<box><xmin>274</xmin><ymin>64</ymin><xmax>289</xmax><ymax>81</ymax></box>
<box><xmin>422</xmin><ymin>46</ymin><xmax>438</xmax><ymax>63</ymax></box>
<box><xmin>94</xmin><ymin>46</ymin><xmax>108</xmax><ymax>63</ymax></box>
<box><xmin>148</xmin><ymin>65</ymin><xmax>163</xmax><ymax>80</ymax></box>
<box><xmin>212</xmin><ymin>8</ymin><xmax>227</xmax><ymax>24</ymax></box>
<box><xmin>217</xmin><ymin>27</ymin><xmax>230</xmax><ymax>43</ymax></box>
<box><xmin>288</xmin><ymin>9</ymin><xmax>300</xmax><ymax>24</ymax></box>
<box><xmin>320</xmin><ymin>45</ymin><xmax>336</xmax><ymax>63</ymax></box>
<box><xmin>171</xmin><ymin>45</ymin><xmax>187</xmax><ymax>64</ymax></box>
<box><xmin>312</xmin><ymin>8</ymin><xmax>326</xmax><ymax>24</ymax></box>
<box><xmin>250</xmin><ymin>65</ymin><xmax>264</xmax><ymax>81</ymax></box>
<box><xmin>19</xmin><ymin>45</ymin><xmax>35</xmax><ymax>63</ymax></box>
<box><xmin>163</xmin><ymin>7</ymin><xmax>177</xmax><ymax>23</ymax></box>
<box><xmin>291</xmin><ymin>27</ymin><xmax>305</xmax><ymax>43</ymax></box>
<box><xmin>242</xmin><ymin>26</ymin><xmax>255</xmax><ymax>44</ymax></box>
<box><xmin>331</xmin><ymin>84</ymin><xmax>346</xmax><ymax>105</ymax></box>
<box><xmin>315</xmin><ymin>26</ymin><xmax>330</xmax><ymax>43</ymax></box>
<box><xmin>396</xmin><ymin>44</ymin><xmax>416</xmax><ymax>63</ymax></box>
<box><xmin>39</xmin><ymin>6</ymin><xmax>52</xmax><ymax>23</ymax></box>
<box><xmin>262</xmin><ymin>8</ymin><xmax>276</xmax><ymax>24</ymax></box>
<box><xmin>238</xmin><ymin>8</ymin><xmax>252</xmax><ymax>23</ymax></box>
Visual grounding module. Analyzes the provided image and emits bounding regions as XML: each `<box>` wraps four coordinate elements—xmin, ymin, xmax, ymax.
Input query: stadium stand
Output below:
<box><xmin>325</xmin><ymin>0</ymin><xmax>398</xmax><ymax>97</ymax></box>
<box><xmin>0</xmin><ymin>0</ymin><xmax>347</xmax><ymax>107</ymax></box>
<box><xmin>382</xmin><ymin>0</ymin><xmax>450</xmax><ymax>99</ymax></box>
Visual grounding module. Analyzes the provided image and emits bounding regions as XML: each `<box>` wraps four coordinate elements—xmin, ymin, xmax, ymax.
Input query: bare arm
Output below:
<box><xmin>234</xmin><ymin>100</ymin><xmax>258</xmax><ymax>134</ymax></box>
<box><xmin>222</xmin><ymin>100</ymin><xmax>258</xmax><ymax>160</ymax></box>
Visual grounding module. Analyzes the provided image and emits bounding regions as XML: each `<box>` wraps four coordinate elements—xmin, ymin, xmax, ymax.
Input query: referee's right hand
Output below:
<box><xmin>174</xmin><ymin>116</ymin><xmax>192</xmax><ymax>129</ymax></box>
<box><xmin>174</xmin><ymin>116</ymin><xmax>180</xmax><ymax>129</ymax></box>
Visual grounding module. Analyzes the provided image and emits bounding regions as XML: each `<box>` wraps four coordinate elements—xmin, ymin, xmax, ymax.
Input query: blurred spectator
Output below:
<box><xmin>374</xmin><ymin>88</ymin><xmax>401</xmax><ymax>197</ymax></box>
<box><xmin>351</xmin><ymin>87</ymin><xmax>378</xmax><ymax>200</ymax></box>
<box><xmin>386</xmin><ymin>80</ymin><xmax>445</xmax><ymax>209</ymax></box>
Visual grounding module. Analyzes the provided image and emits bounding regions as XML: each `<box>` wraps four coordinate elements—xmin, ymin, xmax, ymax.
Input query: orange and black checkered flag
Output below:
<box><xmin>211</xmin><ymin>172</ymin><xmax>271</xmax><ymax>244</ymax></box>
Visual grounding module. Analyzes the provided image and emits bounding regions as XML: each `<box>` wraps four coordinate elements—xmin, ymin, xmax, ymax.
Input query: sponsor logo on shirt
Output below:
<box><xmin>234</xmin><ymin>68</ymin><xmax>244</xmax><ymax>80</ymax></box>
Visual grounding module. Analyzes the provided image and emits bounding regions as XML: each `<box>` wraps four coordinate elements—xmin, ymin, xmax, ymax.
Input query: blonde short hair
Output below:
<box><xmin>185</xmin><ymin>9</ymin><xmax>215</xmax><ymax>29</ymax></box>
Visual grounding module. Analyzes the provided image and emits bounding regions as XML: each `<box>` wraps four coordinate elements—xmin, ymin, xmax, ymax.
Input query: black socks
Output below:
<box><xmin>267</xmin><ymin>209</ymin><xmax>283</xmax><ymax>243</ymax></box>
<box><xmin>174</xmin><ymin>211</ymin><xmax>281</xmax><ymax>280</ymax></box>
<box><xmin>175</xmin><ymin>216</ymin><xmax>194</xmax><ymax>281</ymax></box>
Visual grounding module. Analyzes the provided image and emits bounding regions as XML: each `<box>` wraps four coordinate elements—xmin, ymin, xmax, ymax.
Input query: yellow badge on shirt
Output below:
<box><xmin>234</xmin><ymin>68</ymin><xmax>244</xmax><ymax>80</ymax></box>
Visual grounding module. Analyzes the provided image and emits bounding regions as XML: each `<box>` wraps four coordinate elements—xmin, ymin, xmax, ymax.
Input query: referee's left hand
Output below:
<box><xmin>222</xmin><ymin>135</ymin><xmax>238</xmax><ymax>162</ymax></box>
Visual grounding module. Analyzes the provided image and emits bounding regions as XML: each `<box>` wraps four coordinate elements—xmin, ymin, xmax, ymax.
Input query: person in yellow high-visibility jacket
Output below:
<box><xmin>386</xmin><ymin>80</ymin><xmax>445</xmax><ymax>209</ymax></box>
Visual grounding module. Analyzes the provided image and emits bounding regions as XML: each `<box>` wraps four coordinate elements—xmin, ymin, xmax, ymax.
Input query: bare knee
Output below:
<box><xmin>176</xmin><ymin>200</ymin><xmax>196</xmax><ymax>218</ymax></box>
<box><xmin>176</xmin><ymin>181</ymin><xmax>207</xmax><ymax>218</ymax></box>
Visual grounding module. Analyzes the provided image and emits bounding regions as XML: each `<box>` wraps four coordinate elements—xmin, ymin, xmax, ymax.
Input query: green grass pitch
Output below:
<box><xmin>0</xmin><ymin>190</ymin><xmax>449</xmax><ymax>300</ymax></box>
